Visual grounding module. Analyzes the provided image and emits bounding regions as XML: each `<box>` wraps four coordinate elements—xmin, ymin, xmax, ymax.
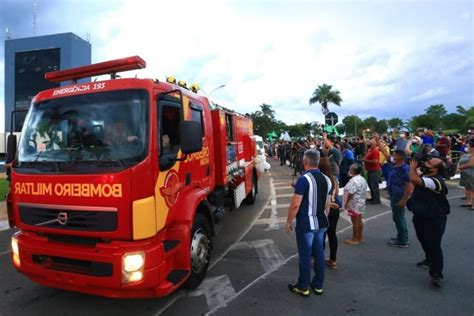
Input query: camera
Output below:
<box><xmin>410</xmin><ymin>152</ymin><xmax>431</xmax><ymax>166</ymax></box>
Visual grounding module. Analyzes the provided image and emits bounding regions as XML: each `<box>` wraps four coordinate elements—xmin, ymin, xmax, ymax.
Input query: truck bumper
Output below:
<box><xmin>13</xmin><ymin>229</ymin><xmax>189</xmax><ymax>298</ymax></box>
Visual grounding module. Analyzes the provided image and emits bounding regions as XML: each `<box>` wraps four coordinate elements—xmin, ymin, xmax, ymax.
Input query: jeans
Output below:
<box><xmin>390</xmin><ymin>195</ymin><xmax>408</xmax><ymax>243</ymax></box>
<box><xmin>367</xmin><ymin>170</ymin><xmax>381</xmax><ymax>202</ymax></box>
<box><xmin>412</xmin><ymin>215</ymin><xmax>447</xmax><ymax>277</ymax></box>
<box><xmin>325</xmin><ymin>209</ymin><xmax>340</xmax><ymax>261</ymax></box>
<box><xmin>279</xmin><ymin>152</ymin><xmax>285</xmax><ymax>165</ymax></box>
<box><xmin>295</xmin><ymin>227</ymin><xmax>327</xmax><ymax>289</ymax></box>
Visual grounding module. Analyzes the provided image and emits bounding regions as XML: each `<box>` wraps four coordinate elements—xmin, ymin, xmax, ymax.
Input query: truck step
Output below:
<box><xmin>166</xmin><ymin>269</ymin><xmax>189</xmax><ymax>285</ymax></box>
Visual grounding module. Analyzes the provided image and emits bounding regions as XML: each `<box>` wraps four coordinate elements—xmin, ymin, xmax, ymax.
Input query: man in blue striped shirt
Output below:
<box><xmin>286</xmin><ymin>149</ymin><xmax>332</xmax><ymax>297</ymax></box>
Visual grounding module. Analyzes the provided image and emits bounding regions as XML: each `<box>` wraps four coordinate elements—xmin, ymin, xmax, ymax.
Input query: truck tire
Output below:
<box><xmin>245</xmin><ymin>173</ymin><xmax>257</xmax><ymax>205</ymax></box>
<box><xmin>183</xmin><ymin>213</ymin><xmax>211</xmax><ymax>289</ymax></box>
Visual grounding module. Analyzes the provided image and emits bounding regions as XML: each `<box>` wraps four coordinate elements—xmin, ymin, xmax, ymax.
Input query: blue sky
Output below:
<box><xmin>0</xmin><ymin>0</ymin><xmax>473</xmax><ymax>130</ymax></box>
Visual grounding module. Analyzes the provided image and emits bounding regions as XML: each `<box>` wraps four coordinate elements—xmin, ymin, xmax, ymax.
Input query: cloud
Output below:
<box><xmin>0</xmin><ymin>0</ymin><xmax>472</xmax><ymax>131</ymax></box>
<box><xmin>409</xmin><ymin>88</ymin><xmax>450</xmax><ymax>102</ymax></box>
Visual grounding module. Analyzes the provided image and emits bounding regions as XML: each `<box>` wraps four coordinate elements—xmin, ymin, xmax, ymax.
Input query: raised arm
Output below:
<box><xmin>409</xmin><ymin>160</ymin><xmax>423</xmax><ymax>186</ymax></box>
<box><xmin>378</xmin><ymin>140</ymin><xmax>390</xmax><ymax>161</ymax></box>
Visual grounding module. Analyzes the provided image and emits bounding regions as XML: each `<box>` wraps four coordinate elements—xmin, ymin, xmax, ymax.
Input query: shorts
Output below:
<box><xmin>347</xmin><ymin>209</ymin><xmax>362</xmax><ymax>217</ymax></box>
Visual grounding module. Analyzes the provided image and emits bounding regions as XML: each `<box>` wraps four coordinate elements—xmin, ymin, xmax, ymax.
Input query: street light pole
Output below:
<box><xmin>208</xmin><ymin>84</ymin><xmax>226</xmax><ymax>97</ymax></box>
<box><xmin>354</xmin><ymin>113</ymin><xmax>357</xmax><ymax>137</ymax></box>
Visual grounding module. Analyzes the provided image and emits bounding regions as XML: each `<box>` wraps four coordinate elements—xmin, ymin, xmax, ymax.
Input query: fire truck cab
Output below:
<box><xmin>6</xmin><ymin>56</ymin><xmax>259</xmax><ymax>298</ymax></box>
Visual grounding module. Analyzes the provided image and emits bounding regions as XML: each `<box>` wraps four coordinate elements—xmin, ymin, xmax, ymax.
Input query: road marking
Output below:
<box><xmin>208</xmin><ymin>176</ymin><xmax>273</xmax><ymax>270</ymax></box>
<box><xmin>264</xmin><ymin>203</ymin><xmax>290</xmax><ymax>210</ymax></box>
<box><xmin>274</xmin><ymin>186</ymin><xmax>292</xmax><ymax>190</ymax></box>
<box><xmin>206</xmin><ymin>209</ymin><xmax>393</xmax><ymax>315</ymax></box>
<box><xmin>274</xmin><ymin>193</ymin><xmax>294</xmax><ymax>198</ymax></box>
<box><xmin>250</xmin><ymin>239</ymin><xmax>285</xmax><ymax>272</ymax></box>
<box><xmin>230</xmin><ymin>239</ymin><xmax>285</xmax><ymax>272</ymax></box>
<box><xmin>272</xmin><ymin>180</ymin><xmax>289</xmax><ymax>185</ymax></box>
<box><xmin>0</xmin><ymin>250</ymin><xmax>12</xmax><ymax>256</ymax></box>
<box><xmin>189</xmin><ymin>275</ymin><xmax>236</xmax><ymax>311</ymax></box>
<box><xmin>153</xmin><ymin>292</ymin><xmax>187</xmax><ymax>316</ymax></box>
<box><xmin>0</xmin><ymin>221</ymin><xmax>9</xmax><ymax>232</ymax></box>
<box><xmin>255</xmin><ymin>217</ymin><xmax>286</xmax><ymax>226</ymax></box>
<box><xmin>157</xmin><ymin>176</ymin><xmax>274</xmax><ymax>315</ymax></box>
<box><xmin>265</xmin><ymin>178</ymin><xmax>280</xmax><ymax>231</ymax></box>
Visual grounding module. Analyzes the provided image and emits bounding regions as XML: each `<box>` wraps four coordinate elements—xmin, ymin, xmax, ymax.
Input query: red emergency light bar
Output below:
<box><xmin>45</xmin><ymin>55</ymin><xmax>146</xmax><ymax>83</ymax></box>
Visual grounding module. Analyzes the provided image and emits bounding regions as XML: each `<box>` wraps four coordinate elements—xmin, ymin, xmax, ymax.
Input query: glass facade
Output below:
<box><xmin>14</xmin><ymin>48</ymin><xmax>61</xmax><ymax>132</ymax></box>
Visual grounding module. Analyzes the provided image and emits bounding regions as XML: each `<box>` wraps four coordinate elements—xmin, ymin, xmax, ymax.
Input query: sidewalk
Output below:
<box><xmin>0</xmin><ymin>201</ymin><xmax>6</xmax><ymax>221</ymax></box>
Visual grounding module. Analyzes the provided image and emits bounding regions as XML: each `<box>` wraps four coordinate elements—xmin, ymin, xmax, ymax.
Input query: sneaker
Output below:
<box><xmin>387</xmin><ymin>239</ymin><xmax>409</xmax><ymax>248</ymax></box>
<box><xmin>390</xmin><ymin>237</ymin><xmax>411</xmax><ymax>245</ymax></box>
<box><xmin>288</xmin><ymin>284</ymin><xmax>310</xmax><ymax>297</ymax></box>
<box><xmin>310</xmin><ymin>283</ymin><xmax>323</xmax><ymax>295</ymax></box>
<box><xmin>416</xmin><ymin>259</ymin><xmax>430</xmax><ymax>269</ymax></box>
<box><xmin>430</xmin><ymin>274</ymin><xmax>443</xmax><ymax>287</ymax></box>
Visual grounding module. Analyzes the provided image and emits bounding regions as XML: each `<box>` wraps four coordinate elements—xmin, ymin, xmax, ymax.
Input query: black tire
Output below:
<box><xmin>245</xmin><ymin>173</ymin><xmax>258</xmax><ymax>205</ymax></box>
<box><xmin>183</xmin><ymin>213</ymin><xmax>211</xmax><ymax>289</ymax></box>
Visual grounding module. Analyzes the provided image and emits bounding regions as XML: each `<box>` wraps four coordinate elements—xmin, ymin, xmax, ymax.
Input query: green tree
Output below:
<box><xmin>409</xmin><ymin>114</ymin><xmax>435</xmax><ymax>130</ymax></box>
<box><xmin>388</xmin><ymin>117</ymin><xmax>404</xmax><ymax>129</ymax></box>
<box><xmin>375</xmin><ymin>119</ymin><xmax>388</xmax><ymax>134</ymax></box>
<box><xmin>335</xmin><ymin>124</ymin><xmax>346</xmax><ymax>135</ymax></box>
<box><xmin>456</xmin><ymin>105</ymin><xmax>474</xmax><ymax>131</ymax></box>
<box><xmin>342</xmin><ymin>115</ymin><xmax>363</xmax><ymax>136</ymax></box>
<box><xmin>287</xmin><ymin>123</ymin><xmax>308</xmax><ymax>138</ymax></box>
<box><xmin>425</xmin><ymin>104</ymin><xmax>447</xmax><ymax>119</ymax></box>
<box><xmin>250</xmin><ymin>104</ymin><xmax>289</xmax><ymax>139</ymax></box>
<box><xmin>309</xmin><ymin>84</ymin><xmax>342</xmax><ymax>114</ymax></box>
<box><xmin>362</xmin><ymin>116</ymin><xmax>378</xmax><ymax>132</ymax></box>
<box><xmin>250</xmin><ymin>103</ymin><xmax>277</xmax><ymax>137</ymax></box>
<box><xmin>442</xmin><ymin>113</ymin><xmax>465</xmax><ymax>131</ymax></box>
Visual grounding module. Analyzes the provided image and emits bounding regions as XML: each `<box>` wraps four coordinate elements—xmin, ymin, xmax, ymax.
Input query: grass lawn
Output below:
<box><xmin>0</xmin><ymin>179</ymin><xmax>9</xmax><ymax>201</ymax></box>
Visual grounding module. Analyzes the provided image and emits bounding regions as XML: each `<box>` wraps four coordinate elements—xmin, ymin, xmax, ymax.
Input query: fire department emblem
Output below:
<box><xmin>160</xmin><ymin>171</ymin><xmax>182</xmax><ymax>207</ymax></box>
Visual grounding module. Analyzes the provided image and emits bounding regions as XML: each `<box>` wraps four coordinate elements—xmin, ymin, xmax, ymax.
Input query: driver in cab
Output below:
<box><xmin>103</xmin><ymin>121</ymin><xmax>138</xmax><ymax>146</ymax></box>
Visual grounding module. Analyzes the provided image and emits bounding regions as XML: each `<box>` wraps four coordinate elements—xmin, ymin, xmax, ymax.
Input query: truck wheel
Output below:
<box><xmin>245</xmin><ymin>173</ymin><xmax>257</xmax><ymax>205</ymax></box>
<box><xmin>183</xmin><ymin>213</ymin><xmax>211</xmax><ymax>289</ymax></box>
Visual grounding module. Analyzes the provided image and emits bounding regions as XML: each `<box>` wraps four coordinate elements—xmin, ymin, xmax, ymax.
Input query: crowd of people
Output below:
<box><xmin>280</xmin><ymin>128</ymin><xmax>474</xmax><ymax>297</ymax></box>
<box><xmin>268</xmin><ymin>129</ymin><xmax>471</xmax><ymax>182</ymax></box>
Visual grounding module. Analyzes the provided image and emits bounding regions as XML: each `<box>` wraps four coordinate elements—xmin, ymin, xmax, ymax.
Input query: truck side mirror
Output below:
<box><xmin>6</xmin><ymin>134</ymin><xmax>17</xmax><ymax>163</ymax></box>
<box><xmin>180</xmin><ymin>121</ymin><xmax>202</xmax><ymax>154</ymax></box>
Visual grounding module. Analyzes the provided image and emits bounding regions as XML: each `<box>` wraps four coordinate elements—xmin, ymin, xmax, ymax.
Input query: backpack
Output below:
<box><xmin>407</xmin><ymin>175</ymin><xmax>450</xmax><ymax>218</ymax></box>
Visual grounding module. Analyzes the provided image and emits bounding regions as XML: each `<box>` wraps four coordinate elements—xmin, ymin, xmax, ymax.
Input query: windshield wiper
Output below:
<box><xmin>17</xmin><ymin>160</ymin><xmax>60</xmax><ymax>172</ymax></box>
<box><xmin>58</xmin><ymin>159</ymin><xmax>126</xmax><ymax>168</ymax></box>
<box><xmin>33</xmin><ymin>149</ymin><xmax>44</xmax><ymax>162</ymax></box>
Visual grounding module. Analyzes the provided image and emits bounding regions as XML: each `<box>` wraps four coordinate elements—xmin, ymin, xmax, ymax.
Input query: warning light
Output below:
<box><xmin>45</xmin><ymin>56</ymin><xmax>146</xmax><ymax>83</ymax></box>
<box><xmin>166</xmin><ymin>76</ymin><xmax>177</xmax><ymax>84</ymax></box>
<box><xmin>190</xmin><ymin>83</ymin><xmax>200</xmax><ymax>93</ymax></box>
<box><xmin>177</xmin><ymin>80</ymin><xmax>188</xmax><ymax>89</ymax></box>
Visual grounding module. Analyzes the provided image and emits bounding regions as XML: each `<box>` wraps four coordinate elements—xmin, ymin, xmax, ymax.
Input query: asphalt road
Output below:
<box><xmin>1</xmin><ymin>159</ymin><xmax>473</xmax><ymax>316</ymax></box>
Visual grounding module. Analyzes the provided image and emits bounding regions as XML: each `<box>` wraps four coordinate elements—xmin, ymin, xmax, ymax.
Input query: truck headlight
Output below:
<box><xmin>11</xmin><ymin>235</ymin><xmax>20</xmax><ymax>267</ymax></box>
<box><xmin>123</xmin><ymin>253</ymin><xmax>144</xmax><ymax>272</ymax></box>
<box><xmin>122</xmin><ymin>252</ymin><xmax>144</xmax><ymax>283</ymax></box>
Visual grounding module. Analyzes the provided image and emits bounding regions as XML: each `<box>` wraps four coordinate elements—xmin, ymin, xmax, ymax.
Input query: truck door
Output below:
<box><xmin>157</xmin><ymin>96</ymin><xmax>182</xmax><ymax>171</ymax></box>
<box><xmin>188</xmin><ymin>102</ymin><xmax>211</xmax><ymax>187</ymax></box>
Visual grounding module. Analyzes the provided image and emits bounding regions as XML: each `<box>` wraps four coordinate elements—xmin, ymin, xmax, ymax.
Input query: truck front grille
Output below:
<box><xmin>19</xmin><ymin>205</ymin><xmax>117</xmax><ymax>232</ymax></box>
<box><xmin>32</xmin><ymin>254</ymin><xmax>113</xmax><ymax>277</ymax></box>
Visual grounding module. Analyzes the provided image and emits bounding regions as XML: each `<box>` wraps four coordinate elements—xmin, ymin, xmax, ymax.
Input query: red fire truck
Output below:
<box><xmin>6</xmin><ymin>56</ymin><xmax>259</xmax><ymax>298</ymax></box>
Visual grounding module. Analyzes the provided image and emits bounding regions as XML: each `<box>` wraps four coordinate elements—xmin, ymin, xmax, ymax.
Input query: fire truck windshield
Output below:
<box><xmin>17</xmin><ymin>90</ymin><xmax>149</xmax><ymax>172</ymax></box>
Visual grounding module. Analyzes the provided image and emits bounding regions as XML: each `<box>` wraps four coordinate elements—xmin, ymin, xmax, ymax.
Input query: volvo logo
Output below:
<box><xmin>57</xmin><ymin>212</ymin><xmax>68</xmax><ymax>225</ymax></box>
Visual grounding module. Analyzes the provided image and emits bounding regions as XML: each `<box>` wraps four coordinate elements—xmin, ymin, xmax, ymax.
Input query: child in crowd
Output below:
<box><xmin>343</xmin><ymin>164</ymin><xmax>368</xmax><ymax>245</ymax></box>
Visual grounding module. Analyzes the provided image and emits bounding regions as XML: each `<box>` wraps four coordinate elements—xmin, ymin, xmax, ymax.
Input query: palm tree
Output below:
<box><xmin>309</xmin><ymin>84</ymin><xmax>342</xmax><ymax>114</ymax></box>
